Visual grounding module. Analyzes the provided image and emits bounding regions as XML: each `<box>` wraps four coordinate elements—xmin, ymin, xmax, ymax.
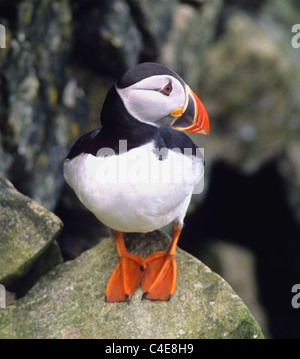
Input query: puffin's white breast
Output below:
<box><xmin>63</xmin><ymin>142</ymin><xmax>204</xmax><ymax>232</ymax></box>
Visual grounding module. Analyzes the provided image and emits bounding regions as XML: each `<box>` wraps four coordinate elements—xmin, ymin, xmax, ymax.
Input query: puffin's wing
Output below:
<box><xmin>66</xmin><ymin>129</ymin><xmax>102</xmax><ymax>160</ymax></box>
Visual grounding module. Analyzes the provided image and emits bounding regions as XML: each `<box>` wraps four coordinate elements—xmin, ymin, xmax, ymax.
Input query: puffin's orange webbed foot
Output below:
<box><xmin>105</xmin><ymin>252</ymin><xmax>145</xmax><ymax>303</ymax></box>
<box><xmin>140</xmin><ymin>251</ymin><xmax>176</xmax><ymax>301</ymax></box>
<box><xmin>105</xmin><ymin>230</ymin><xmax>146</xmax><ymax>303</ymax></box>
<box><xmin>140</xmin><ymin>222</ymin><xmax>181</xmax><ymax>301</ymax></box>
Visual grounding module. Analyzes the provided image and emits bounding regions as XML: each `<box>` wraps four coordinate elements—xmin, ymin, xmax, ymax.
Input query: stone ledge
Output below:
<box><xmin>0</xmin><ymin>230</ymin><xmax>263</xmax><ymax>339</ymax></box>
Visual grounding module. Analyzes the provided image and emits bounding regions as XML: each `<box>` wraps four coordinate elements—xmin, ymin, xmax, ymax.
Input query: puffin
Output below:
<box><xmin>64</xmin><ymin>62</ymin><xmax>209</xmax><ymax>303</ymax></box>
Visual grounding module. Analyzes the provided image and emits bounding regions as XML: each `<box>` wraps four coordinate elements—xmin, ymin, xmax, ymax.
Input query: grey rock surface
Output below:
<box><xmin>0</xmin><ymin>176</ymin><xmax>63</xmax><ymax>291</ymax></box>
<box><xmin>0</xmin><ymin>0</ymin><xmax>86</xmax><ymax>210</ymax></box>
<box><xmin>0</xmin><ymin>231</ymin><xmax>263</xmax><ymax>339</ymax></box>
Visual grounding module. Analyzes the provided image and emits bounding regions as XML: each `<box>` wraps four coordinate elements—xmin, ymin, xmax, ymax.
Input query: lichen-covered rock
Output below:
<box><xmin>0</xmin><ymin>231</ymin><xmax>263</xmax><ymax>339</ymax></box>
<box><xmin>0</xmin><ymin>0</ymin><xmax>86</xmax><ymax>210</ymax></box>
<box><xmin>0</xmin><ymin>177</ymin><xmax>63</xmax><ymax>291</ymax></box>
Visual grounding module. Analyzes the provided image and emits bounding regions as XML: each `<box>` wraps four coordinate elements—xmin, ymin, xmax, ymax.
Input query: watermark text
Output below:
<box><xmin>0</xmin><ymin>284</ymin><xmax>5</xmax><ymax>309</ymax></box>
<box><xmin>291</xmin><ymin>24</ymin><xmax>300</xmax><ymax>49</ymax></box>
<box><xmin>291</xmin><ymin>284</ymin><xmax>300</xmax><ymax>309</ymax></box>
<box><xmin>0</xmin><ymin>24</ymin><xmax>6</xmax><ymax>48</ymax></box>
<box><xmin>83</xmin><ymin>140</ymin><xmax>205</xmax><ymax>195</ymax></box>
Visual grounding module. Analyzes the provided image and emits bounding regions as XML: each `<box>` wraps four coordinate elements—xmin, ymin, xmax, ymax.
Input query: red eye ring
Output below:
<box><xmin>160</xmin><ymin>81</ymin><xmax>173</xmax><ymax>96</ymax></box>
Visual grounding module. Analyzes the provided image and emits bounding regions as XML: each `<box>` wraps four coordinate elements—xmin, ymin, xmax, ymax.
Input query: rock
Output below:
<box><xmin>0</xmin><ymin>230</ymin><xmax>263</xmax><ymax>339</ymax></box>
<box><xmin>199</xmin><ymin>11</ymin><xmax>300</xmax><ymax>172</ymax></box>
<box><xmin>200</xmin><ymin>240</ymin><xmax>271</xmax><ymax>338</ymax></box>
<box><xmin>126</xmin><ymin>0</ymin><xmax>178</xmax><ymax>60</ymax></box>
<box><xmin>0</xmin><ymin>0</ymin><xmax>87</xmax><ymax>210</ymax></box>
<box><xmin>159</xmin><ymin>0</ymin><xmax>222</xmax><ymax>88</ymax></box>
<box><xmin>196</xmin><ymin>7</ymin><xmax>300</xmax><ymax>223</ymax></box>
<box><xmin>73</xmin><ymin>0</ymin><xmax>222</xmax><ymax>83</ymax></box>
<box><xmin>73</xmin><ymin>0</ymin><xmax>143</xmax><ymax>78</ymax></box>
<box><xmin>259</xmin><ymin>0</ymin><xmax>300</xmax><ymax>225</ymax></box>
<box><xmin>0</xmin><ymin>177</ymin><xmax>63</xmax><ymax>292</ymax></box>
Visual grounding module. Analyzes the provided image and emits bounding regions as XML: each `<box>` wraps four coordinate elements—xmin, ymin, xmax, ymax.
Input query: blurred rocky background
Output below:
<box><xmin>0</xmin><ymin>0</ymin><xmax>300</xmax><ymax>338</ymax></box>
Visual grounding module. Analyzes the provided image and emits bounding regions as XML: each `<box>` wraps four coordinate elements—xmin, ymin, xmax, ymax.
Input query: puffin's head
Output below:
<box><xmin>116</xmin><ymin>62</ymin><xmax>209</xmax><ymax>135</ymax></box>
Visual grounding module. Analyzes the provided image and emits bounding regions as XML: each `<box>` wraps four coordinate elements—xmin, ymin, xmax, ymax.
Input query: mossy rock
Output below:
<box><xmin>0</xmin><ymin>176</ymin><xmax>63</xmax><ymax>290</ymax></box>
<box><xmin>0</xmin><ymin>231</ymin><xmax>263</xmax><ymax>339</ymax></box>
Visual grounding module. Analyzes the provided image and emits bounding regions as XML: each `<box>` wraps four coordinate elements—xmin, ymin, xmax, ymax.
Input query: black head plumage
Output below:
<box><xmin>117</xmin><ymin>62</ymin><xmax>185</xmax><ymax>89</ymax></box>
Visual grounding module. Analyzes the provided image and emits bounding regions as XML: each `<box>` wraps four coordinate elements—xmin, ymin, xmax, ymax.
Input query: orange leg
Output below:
<box><xmin>105</xmin><ymin>229</ymin><xmax>146</xmax><ymax>303</ymax></box>
<box><xmin>140</xmin><ymin>222</ymin><xmax>181</xmax><ymax>301</ymax></box>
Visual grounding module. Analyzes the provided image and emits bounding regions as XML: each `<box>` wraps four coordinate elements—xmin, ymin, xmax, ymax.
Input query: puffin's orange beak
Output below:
<box><xmin>170</xmin><ymin>85</ymin><xmax>209</xmax><ymax>135</ymax></box>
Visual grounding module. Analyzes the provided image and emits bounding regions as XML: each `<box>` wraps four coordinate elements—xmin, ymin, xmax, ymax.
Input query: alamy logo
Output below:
<box><xmin>74</xmin><ymin>140</ymin><xmax>205</xmax><ymax>195</ymax></box>
<box><xmin>291</xmin><ymin>24</ymin><xmax>300</xmax><ymax>49</ymax></box>
<box><xmin>0</xmin><ymin>24</ymin><xmax>6</xmax><ymax>48</ymax></box>
<box><xmin>291</xmin><ymin>284</ymin><xmax>300</xmax><ymax>309</ymax></box>
<box><xmin>0</xmin><ymin>284</ymin><xmax>5</xmax><ymax>309</ymax></box>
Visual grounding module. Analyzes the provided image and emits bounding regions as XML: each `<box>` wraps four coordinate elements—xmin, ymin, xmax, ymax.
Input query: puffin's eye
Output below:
<box><xmin>160</xmin><ymin>81</ymin><xmax>173</xmax><ymax>96</ymax></box>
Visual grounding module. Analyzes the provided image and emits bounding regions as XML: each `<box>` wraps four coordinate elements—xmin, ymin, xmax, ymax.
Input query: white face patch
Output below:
<box><xmin>116</xmin><ymin>75</ymin><xmax>185</xmax><ymax>127</ymax></box>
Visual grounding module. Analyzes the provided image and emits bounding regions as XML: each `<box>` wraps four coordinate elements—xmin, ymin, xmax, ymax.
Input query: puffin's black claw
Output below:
<box><xmin>125</xmin><ymin>294</ymin><xmax>130</xmax><ymax>304</ymax></box>
<box><xmin>140</xmin><ymin>265</ymin><xmax>146</xmax><ymax>271</ymax></box>
<box><xmin>167</xmin><ymin>294</ymin><xmax>172</xmax><ymax>301</ymax></box>
<box><xmin>141</xmin><ymin>291</ymin><xmax>149</xmax><ymax>300</ymax></box>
